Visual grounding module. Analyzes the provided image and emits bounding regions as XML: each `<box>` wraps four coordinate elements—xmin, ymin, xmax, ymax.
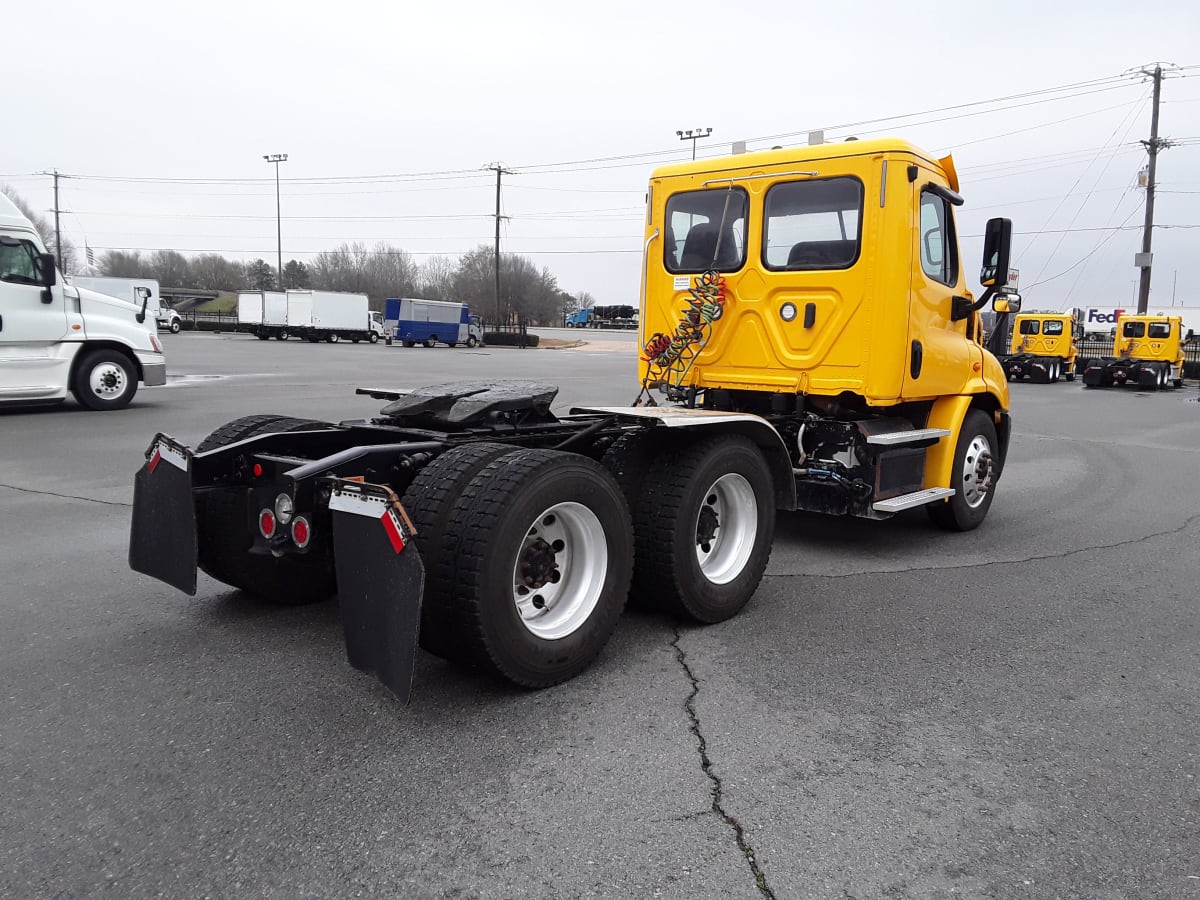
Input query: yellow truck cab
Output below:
<box><xmin>636</xmin><ymin>137</ymin><xmax>1014</xmax><ymax>530</ymax></box>
<box><xmin>1082</xmin><ymin>314</ymin><xmax>1187</xmax><ymax>390</ymax></box>
<box><xmin>999</xmin><ymin>311</ymin><xmax>1079</xmax><ymax>383</ymax></box>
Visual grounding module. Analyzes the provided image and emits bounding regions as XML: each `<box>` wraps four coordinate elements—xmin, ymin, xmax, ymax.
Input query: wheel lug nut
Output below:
<box><xmin>551</xmin><ymin>539</ymin><xmax>564</xmax><ymax>552</ymax></box>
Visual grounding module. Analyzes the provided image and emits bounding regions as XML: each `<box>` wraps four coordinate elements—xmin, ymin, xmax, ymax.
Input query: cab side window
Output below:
<box><xmin>0</xmin><ymin>240</ymin><xmax>40</xmax><ymax>284</ymax></box>
<box><xmin>919</xmin><ymin>191</ymin><xmax>959</xmax><ymax>287</ymax></box>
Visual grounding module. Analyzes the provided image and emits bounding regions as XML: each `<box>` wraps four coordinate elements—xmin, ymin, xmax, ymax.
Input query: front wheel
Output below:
<box><xmin>632</xmin><ymin>435</ymin><xmax>774</xmax><ymax>623</ymax></box>
<box><xmin>169</xmin><ymin>319</ymin><xmax>181</xmax><ymax>334</ymax></box>
<box><xmin>71</xmin><ymin>349</ymin><xmax>138</xmax><ymax>411</ymax></box>
<box><xmin>369</xmin><ymin>332</ymin><xmax>379</xmax><ymax>344</ymax></box>
<box><xmin>438</xmin><ymin>449</ymin><xmax>633</xmax><ymax>687</ymax></box>
<box><xmin>926</xmin><ymin>409</ymin><xmax>999</xmax><ymax>532</ymax></box>
<box><xmin>466</xmin><ymin>335</ymin><xmax>479</xmax><ymax>348</ymax></box>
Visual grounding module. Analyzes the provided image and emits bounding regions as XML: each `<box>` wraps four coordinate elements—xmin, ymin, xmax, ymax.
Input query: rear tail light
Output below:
<box><xmin>258</xmin><ymin>509</ymin><xmax>276</xmax><ymax>539</ymax></box>
<box><xmin>291</xmin><ymin>516</ymin><xmax>312</xmax><ymax>549</ymax></box>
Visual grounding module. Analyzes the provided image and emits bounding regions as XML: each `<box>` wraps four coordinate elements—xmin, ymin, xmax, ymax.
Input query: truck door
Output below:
<box><xmin>904</xmin><ymin>184</ymin><xmax>976</xmax><ymax>398</ymax></box>
<box><xmin>0</xmin><ymin>239</ymin><xmax>68</xmax><ymax>385</ymax></box>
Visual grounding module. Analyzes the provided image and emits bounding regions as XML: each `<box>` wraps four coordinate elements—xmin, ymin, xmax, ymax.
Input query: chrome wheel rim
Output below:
<box><xmin>961</xmin><ymin>434</ymin><xmax>995</xmax><ymax>509</ymax></box>
<box><xmin>88</xmin><ymin>362</ymin><xmax>127</xmax><ymax>399</ymax></box>
<box><xmin>694</xmin><ymin>473</ymin><xmax>757</xmax><ymax>584</ymax></box>
<box><xmin>511</xmin><ymin>502</ymin><xmax>607</xmax><ymax>639</ymax></box>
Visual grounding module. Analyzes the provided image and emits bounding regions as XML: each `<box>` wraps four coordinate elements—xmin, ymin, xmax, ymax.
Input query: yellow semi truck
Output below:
<box><xmin>1081</xmin><ymin>314</ymin><xmax>1187</xmax><ymax>389</ymax></box>
<box><xmin>129</xmin><ymin>137</ymin><xmax>1016</xmax><ymax>699</ymax></box>
<box><xmin>997</xmin><ymin>310</ymin><xmax>1080</xmax><ymax>383</ymax></box>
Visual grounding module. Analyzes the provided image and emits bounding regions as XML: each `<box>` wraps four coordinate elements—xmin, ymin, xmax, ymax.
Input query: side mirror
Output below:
<box><xmin>993</xmin><ymin>294</ymin><xmax>1021</xmax><ymax>314</ymax></box>
<box><xmin>36</xmin><ymin>253</ymin><xmax>57</xmax><ymax>287</ymax></box>
<box><xmin>979</xmin><ymin>218</ymin><xmax>1012</xmax><ymax>288</ymax></box>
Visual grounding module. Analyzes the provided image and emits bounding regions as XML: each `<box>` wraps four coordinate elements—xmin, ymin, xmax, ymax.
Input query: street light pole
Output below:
<box><xmin>263</xmin><ymin>153</ymin><xmax>288</xmax><ymax>288</ymax></box>
<box><xmin>676</xmin><ymin>127</ymin><xmax>712</xmax><ymax>161</ymax></box>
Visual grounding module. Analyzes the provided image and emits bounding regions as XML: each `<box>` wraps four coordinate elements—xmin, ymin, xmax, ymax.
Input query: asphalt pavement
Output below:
<box><xmin>2</xmin><ymin>331</ymin><xmax>1198</xmax><ymax>899</ymax></box>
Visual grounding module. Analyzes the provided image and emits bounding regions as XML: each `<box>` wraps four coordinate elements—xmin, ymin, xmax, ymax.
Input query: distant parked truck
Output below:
<box><xmin>566</xmin><ymin>304</ymin><xmax>637</xmax><ymax>329</ymax></box>
<box><xmin>287</xmin><ymin>290</ymin><xmax>381</xmax><ymax>344</ymax></box>
<box><xmin>1079</xmin><ymin>305</ymin><xmax>1200</xmax><ymax>341</ymax></box>
<box><xmin>997</xmin><ymin>307</ymin><xmax>1081</xmax><ymax>383</ymax></box>
<box><xmin>238</xmin><ymin>291</ymin><xmax>290</xmax><ymax>340</ymax></box>
<box><xmin>384</xmin><ymin>297</ymin><xmax>482</xmax><ymax>347</ymax></box>
<box><xmin>1082</xmin><ymin>314</ymin><xmax>1188</xmax><ymax>390</ymax></box>
<box><xmin>71</xmin><ymin>276</ymin><xmax>182</xmax><ymax>333</ymax></box>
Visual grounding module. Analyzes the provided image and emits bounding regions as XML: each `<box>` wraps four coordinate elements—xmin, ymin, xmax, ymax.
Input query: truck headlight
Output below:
<box><xmin>274</xmin><ymin>492</ymin><xmax>295</xmax><ymax>526</ymax></box>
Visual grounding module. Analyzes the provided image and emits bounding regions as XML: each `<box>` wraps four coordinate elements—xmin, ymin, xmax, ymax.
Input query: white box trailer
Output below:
<box><xmin>71</xmin><ymin>276</ymin><xmax>181</xmax><ymax>333</ymax></box>
<box><xmin>239</xmin><ymin>291</ymin><xmax>292</xmax><ymax>339</ymax></box>
<box><xmin>288</xmin><ymin>290</ymin><xmax>381</xmax><ymax>344</ymax></box>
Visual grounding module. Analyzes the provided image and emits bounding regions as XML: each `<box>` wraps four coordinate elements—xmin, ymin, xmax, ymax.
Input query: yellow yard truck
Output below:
<box><xmin>1081</xmin><ymin>314</ymin><xmax>1187</xmax><ymax>389</ymax></box>
<box><xmin>129</xmin><ymin>138</ymin><xmax>1015</xmax><ymax>700</ymax></box>
<box><xmin>997</xmin><ymin>310</ymin><xmax>1080</xmax><ymax>383</ymax></box>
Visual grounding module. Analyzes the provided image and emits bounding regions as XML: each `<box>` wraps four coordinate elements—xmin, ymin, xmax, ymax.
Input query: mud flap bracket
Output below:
<box><xmin>327</xmin><ymin>479</ymin><xmax>424</xmax><ymax>704</ymax></box>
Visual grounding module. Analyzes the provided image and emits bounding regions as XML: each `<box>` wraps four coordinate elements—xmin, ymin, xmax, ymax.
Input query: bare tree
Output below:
<box><xmin>415</xmin><ymin>255</ymin><xmax>457</xmax><ymax>299</ymax></box>
<box><xmin>1</xmin><ymin>185</ymin><xmax>79</xmax><ymax>274</ymax></box>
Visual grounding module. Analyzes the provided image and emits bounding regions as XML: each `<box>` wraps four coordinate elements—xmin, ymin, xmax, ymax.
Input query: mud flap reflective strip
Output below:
<box><xmin>129</xmin><ymin>435</ymin><xmax>198</xmax><ymax>595</ymax></box>
<box><xmin>328</xmin><ymin>480</ymin><xmax>424</xmax><ymax>704</ymax></box>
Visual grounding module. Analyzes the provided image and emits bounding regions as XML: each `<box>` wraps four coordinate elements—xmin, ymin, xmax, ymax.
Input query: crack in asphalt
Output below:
<box><xmin>0</xmin><ymin>483</ymin><xmax>131</xmax><ymax>508</ymax></box>
<box><xmin>672</xmin><ymin>628</ymin><xmax>776</xmax><ymax>899</ymax></box>
<box><xmin>764</xmin><ymin>513</ymin><xmax>1200</xmax><ymax>580</ymax></box>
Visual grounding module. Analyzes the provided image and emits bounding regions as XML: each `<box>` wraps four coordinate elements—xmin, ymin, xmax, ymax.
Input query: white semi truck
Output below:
<box><xmin>0</xmin><ymin>193</ymin><xmax>166</xmax><ymax>410</ymax></box>
<box><xmin>70</xmin><ymin>276</ymin><xmax>182</xmax><ymax>333</ymax></box>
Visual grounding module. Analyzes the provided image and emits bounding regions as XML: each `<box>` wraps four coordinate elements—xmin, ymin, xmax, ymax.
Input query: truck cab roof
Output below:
<box><xmin>0</xmin><ymin>193</ymin><xmax>45</xmax><ymax>244</ymax></box>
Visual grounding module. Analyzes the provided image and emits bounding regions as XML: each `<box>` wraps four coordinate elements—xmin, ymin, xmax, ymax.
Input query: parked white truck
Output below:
<box><xmin>71</xmin><ymin>276</ymin><xmax>183</xmax><ymax>333</ymax></box>
<box><xmin>238</xmin><ymin>291</ymin><xmax>291</xmax><ymax>340</ymax></box>
<box><xmin>69</xmin><ymin>274</ymin><xmax>182</xmax><ymax>336</ymax></box>
<box><xmin>0</xmin><ymin>193</ymin><xmax>166</xmax><ymax>410</ymax></box>
<box><xmin>288</xmin><ymin>290</ymin><xmax>381</xmax><ymax>344</ymax></box>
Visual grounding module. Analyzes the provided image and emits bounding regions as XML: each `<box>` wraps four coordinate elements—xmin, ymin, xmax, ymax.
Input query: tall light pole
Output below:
<box><xmin>676</xmin><ymin>128</ymin><xmax>712</xmax><ymax>161</ymax></box>
<box><xmin>263</xmin><ymin>153</ymin><xmax>288</xmax><ymax>288</ymax></box>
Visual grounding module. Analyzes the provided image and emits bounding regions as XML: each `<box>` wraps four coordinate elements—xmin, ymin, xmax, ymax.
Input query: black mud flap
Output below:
<box><xmin>328</xmin><ymin>479</ymin><xmax>425</xmax><ymax>704</ymax></box>
<box><xmin>129</xmin><ymin>434</ymin><xmax>198</xmax><ymax>595</ymax></box>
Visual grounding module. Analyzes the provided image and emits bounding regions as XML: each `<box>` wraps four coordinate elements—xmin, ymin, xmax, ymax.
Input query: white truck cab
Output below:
<box><xmin>0</xmin><ymin>193</ymin><xmax>166</xmax><ymax>410</ymax></box>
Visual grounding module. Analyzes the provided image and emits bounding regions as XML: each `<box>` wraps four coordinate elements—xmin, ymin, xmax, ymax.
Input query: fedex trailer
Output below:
<box><xmin>1080</xmin><ymin>306</ymin><xmax>1199</xmax><ymax>340</ymax></box>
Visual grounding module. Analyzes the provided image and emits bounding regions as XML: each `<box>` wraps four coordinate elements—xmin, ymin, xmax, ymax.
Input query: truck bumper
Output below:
<box><xmin>137</xmin><ymin>352</ymin><xmax>167</xmax><ymax>386</ymax></box>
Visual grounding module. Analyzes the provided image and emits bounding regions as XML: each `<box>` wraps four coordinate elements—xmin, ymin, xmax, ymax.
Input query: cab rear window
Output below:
<box><xmin>1122</xmin><ymin>321</ymin><xmax>1146</xmax><ymax>338</ymax></box>
<box><xmin>763</xmin><ymin>177</ymin><xmax>863</xmax><ymax>270</ymax></box>
<box><xmin>1148</xmin><ymin>322</ymin><xmax>1171</xmax><ymax>339</ymax></box>
<box><xmin>664</xmin><ymin>189</ymin><xmax>748</xmax><ymax>274</ymax></box>
<box><xmin>1043</xmin><ymin>320</ymin><xmax>1064</xmax><ymax>335</ymax></box>
<box><xmin>1019</xmin><ymin>319</ymin><xmax>1041</xmax><ymax>335</ymax></box>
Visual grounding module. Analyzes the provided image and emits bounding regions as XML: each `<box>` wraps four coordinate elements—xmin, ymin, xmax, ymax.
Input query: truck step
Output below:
<box><xmin>865</xmin><ymin>428</ymin><xmax>951</xmax><ymax>446</ymax></box>
<box><xmin>872</xmin><ymin>487</ymin><xmax>955</xmax><ymax>513</ymax></box>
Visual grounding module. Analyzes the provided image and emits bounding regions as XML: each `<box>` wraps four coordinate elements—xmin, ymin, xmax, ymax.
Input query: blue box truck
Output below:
<box><xmin>384</xmin><ymin>298</ymin><xmax>483</xmax><ymax>348</ymax></box>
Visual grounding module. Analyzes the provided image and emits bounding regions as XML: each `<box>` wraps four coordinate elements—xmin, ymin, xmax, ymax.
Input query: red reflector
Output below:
<box><xmin>259</xmin><ymin>509</ymin><xmax>276</xmax><ymax>538</ymax></box>
<box><xmin>291</xmin><ymin>517</ymin><xmax>310</xmax><ymax>548</ymax></box>
<box><xmin>252</xmin><ymin>463</ymin><xmax>263</xmax><ymax>477</ymax></box>
<box><xmin>380</xmin><ymin>507</ymin><xmax>406</xmax><ymax>554</ymax></box>
<box><xmin>148</xmin><ymin>449</ymin><xmax>162</xmax><ymax>473</ymax></box>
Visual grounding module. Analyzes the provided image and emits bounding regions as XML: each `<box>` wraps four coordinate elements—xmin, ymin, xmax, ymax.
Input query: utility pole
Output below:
<box><xmin>52</xmin><ymin>169</ymin><xmax>62</xmax><ymax>264</ymax></box>
<box><xmin>487</xmin><ymin>163</ymin><xmax>513</xmax><ymax>325</ymax></box>
<box><xmin>1136</xmin><ymin>66</ymin><xmax>1165</xmax><ymax>314</ymax></box>
<box><xmin>263</xmin><ymin>153</ymin><xmax>288</xmax><ymax>289</ymax></box>
<box><xmin>676</xmin><ymin>128</ymin><xmax>712</xmax><ymax>161</ymax></box>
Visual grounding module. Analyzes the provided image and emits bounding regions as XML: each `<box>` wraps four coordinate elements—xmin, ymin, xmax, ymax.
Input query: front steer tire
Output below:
<box><xmin>72</xmin><ymin>348</ymin><xmax>138</xmax><ymax>411</ymax></box>
<box><xmin>632</xmin><ymin>435</ymin><xmax>775</xmax><ymax>624</ymax></box>
<box><xmin>926</xmin><ymin>409</ymin><xmax>999</xmax><ymax>532</ymax></box>
<box><xmin>194</xmin><ymin>415</ymin><xmax>339</xmax><ymax>604</ymax></box>
<box><xmin>437</xmin><ymin>449</ymin><xmax>634</xmax><ymax>688</ymax></box>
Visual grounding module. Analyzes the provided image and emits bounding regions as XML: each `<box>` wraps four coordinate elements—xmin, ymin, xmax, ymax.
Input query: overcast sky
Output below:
<box><xmin>4</xmin><ymin>0</ymin><xmax>1199</xmax><ymax>309</ymax></box>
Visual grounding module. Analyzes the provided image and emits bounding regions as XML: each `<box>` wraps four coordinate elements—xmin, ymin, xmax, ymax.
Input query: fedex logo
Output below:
<box><xmin>1085</xmin><ymin>308</ymin><xmax>1125</xmax><ymax>325</ymax></box>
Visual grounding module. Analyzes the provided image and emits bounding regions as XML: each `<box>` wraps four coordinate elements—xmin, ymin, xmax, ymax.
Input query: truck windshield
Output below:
<box><xmin>1043</xmin><ymin>320</ymin><xmax>1064</xmax><ymax>335</ymax></box>
<box><xmin>1019</xmin><ymin>319</ymin><xmax>1041</xmax><ymax>335</ymax></box>
<box><xmin>0</xmin><ymin>239</ymin><xmax>40</xmax><ymax>284</ymax></box>
<box><xmin>763</xmin><ymin>177</ymin><xmax>863</xmax><ymax>270</ymax></box>
<box><xmin>664</xmin><ymin>188</ymin><xmax>748</xmax><ymax>274</ymax></box>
